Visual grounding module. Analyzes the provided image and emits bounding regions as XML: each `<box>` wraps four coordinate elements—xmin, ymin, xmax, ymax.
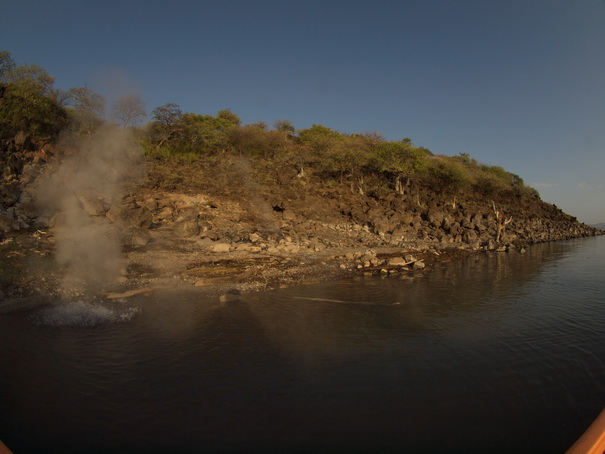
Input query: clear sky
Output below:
<box><xmin>2</xmin><ymin>0</ymin><xmax>605</xmax><ymax>224</ymax></box>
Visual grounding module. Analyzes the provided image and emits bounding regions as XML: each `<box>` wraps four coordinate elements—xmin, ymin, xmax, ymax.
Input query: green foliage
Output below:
<box><xmin>473</xmin><ymin>173</ymin><xmax>507</xmax><ymax>196</ymax></box>
<box><xmin>370</xmin><ymin>140</ymin><xmax>430</xmax><ymax>192</ymax></box>
<box><xmin>64</xmin><ymin>85</ymin><xmax>105</xmax><ymax>135</ymax></box>
<box><xmin>217</xmin><ymin>109</ymin><xmax>241</xmax><ymax>126</ymax></box>
<box><xmin>298</xmin><ymin>124</ymin><xmax>346</xmax><ymax>151</ymax></box>
<box><xmin>2</xmin><ymin>63</ymin><xmax>55</xmax><ymax>95</ymax></box>
<box><xmin>425</xmin><ymin>157</ymin><xmax>472</xmax><ymax>193</ymax></box>
<box><xmin>144</xmin><ymin>104</ymin><xmax>240</xmax><ymax>156</ymax></box>
<box><xmin>0</xmin><ymin>51</ymin><xmax>16</xmax><ymax>80</ymax></box>
<box><xmin>152</xmin><ymin>103</ymin><xmax>183</xmax><ymax>126</ymax></box>
<box><xmin>227</xmin><ymin>124</ymin><xmax>292</xmax><ymax>158</ymax></box>
<box><xmin>274</xmin><ymin>120</ymin><xmax>296</xmax><ymax>135</ymax></box>
<box><xmin>455</xmin><ymin>152</ymin><xmax>478</xmax><ymax>166</ymax></box>
<box><xmin>0</xmin><ymin>50</ymin><xmax>541</xmax><ymax>204</ymax></box>
<box><xmin>0</xmin><ymin>55</ymin><xmax>67</xmax><ymax>140</ymax></box>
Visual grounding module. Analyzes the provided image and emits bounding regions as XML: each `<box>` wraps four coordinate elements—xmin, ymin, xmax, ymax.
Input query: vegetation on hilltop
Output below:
<box><xmin>0</xmin><ymin>49</ymin><xmax>541</xmax><ymax>209</ymax></box>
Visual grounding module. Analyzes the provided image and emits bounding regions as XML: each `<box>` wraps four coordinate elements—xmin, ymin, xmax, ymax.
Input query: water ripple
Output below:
<box><xmin>31</xmin><ymin>301</ymin><xmax>140</xmax><ymax>327</ymax></box>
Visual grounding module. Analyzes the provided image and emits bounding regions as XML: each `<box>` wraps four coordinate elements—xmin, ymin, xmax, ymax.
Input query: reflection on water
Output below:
<box><xmin>1</xmin><ymin>237</ymin><xmax>605</xmax><ymax>453</ymax></box>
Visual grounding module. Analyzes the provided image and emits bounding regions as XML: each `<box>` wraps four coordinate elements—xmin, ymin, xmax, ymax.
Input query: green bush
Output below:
<box><xmin>424</xmin><ymin>157</ymin><xmax>472</xmax><ymax>193</ymax></box>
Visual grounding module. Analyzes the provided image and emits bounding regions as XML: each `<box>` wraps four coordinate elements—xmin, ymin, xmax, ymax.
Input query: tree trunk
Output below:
<box><xmin>395</xmin><ymin>175</ymin><xmax>404</xmax><ymax>195</ymax></box>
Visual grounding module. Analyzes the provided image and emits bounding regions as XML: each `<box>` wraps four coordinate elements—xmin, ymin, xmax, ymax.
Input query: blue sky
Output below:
<box><xmin>2</xmin><ymin>0</ymin><xmax>605</xmax><ymax>224</ymax></box>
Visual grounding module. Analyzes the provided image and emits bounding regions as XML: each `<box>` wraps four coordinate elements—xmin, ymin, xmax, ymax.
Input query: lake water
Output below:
<box><xmin>1</xmin><ymin>236</ymin><xmax>605</xmax><ymax>453</ymax></box>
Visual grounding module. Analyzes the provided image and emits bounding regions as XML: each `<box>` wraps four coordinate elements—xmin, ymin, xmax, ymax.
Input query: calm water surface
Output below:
<box><xmin>1</xmin><ymin>236</ymin><xmax>605</xmax><ymax>453</ymax></box>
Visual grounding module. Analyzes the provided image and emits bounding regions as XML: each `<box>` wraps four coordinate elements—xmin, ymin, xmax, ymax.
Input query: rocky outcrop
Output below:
<box><xmin>0</xmin><ymin>142</ymin><xmax>601</xmax><ymax>254</ymax></box>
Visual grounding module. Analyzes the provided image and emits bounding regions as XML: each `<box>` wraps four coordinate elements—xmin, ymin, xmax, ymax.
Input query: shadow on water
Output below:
<box><xmin>1</xmin><ymin>237</ymin><xmax>605</xmax><ymax>453</ymax></box>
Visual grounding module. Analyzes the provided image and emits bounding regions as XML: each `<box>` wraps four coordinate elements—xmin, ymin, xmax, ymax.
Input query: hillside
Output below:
<box><xmin>0</xmin><ymin>129</ymin><xmax>601</xmax><ymax>306</ymax></box>
<box><xmin>0</xmin><ymin>49</ymin><xmax>602</xmax><ymax>304</ymax></box>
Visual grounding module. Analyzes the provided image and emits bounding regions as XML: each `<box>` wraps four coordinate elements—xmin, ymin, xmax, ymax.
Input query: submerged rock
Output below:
<box><xmin>219</xmin><ymin>288</ymin><xmax>242</xmax><ymax>303</ymax></box>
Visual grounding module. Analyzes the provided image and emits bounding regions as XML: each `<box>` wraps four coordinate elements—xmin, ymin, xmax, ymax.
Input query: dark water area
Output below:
<box><xmin>1</xmin><ymin>236</ymin><xmax>605</xmax><ymax>453</ymax></box>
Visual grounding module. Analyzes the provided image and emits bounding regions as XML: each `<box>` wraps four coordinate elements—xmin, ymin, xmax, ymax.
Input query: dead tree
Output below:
<box><xmin>492</xmin><ymin>200</ymin><xmax>513</xmax><ymax>243</ymax></box>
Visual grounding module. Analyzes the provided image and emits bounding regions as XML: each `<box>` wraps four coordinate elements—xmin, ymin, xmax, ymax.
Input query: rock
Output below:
<box><xmin>388</xmin><ymin>257</ymin><xmax>407</xmax><ymax>266</ymax></box>
<box><xmin>282</xmin><ymin>210</ymin><xmax>297</xmax><ymax>222</ymax></box>
<box><xmin>143</xmin><ymin>199</ymin><xmax>158</xmax><ymax>212</ymax></box>
<box><xmin>174</xmin><ymin>219</ymin><xmax>200</xmax><ymax>237</ymax></box>
<box><xmin>219</xmin><ymin>288</ymin><xmax>242</xmax><ymax>303</ymax></box>
<box><xmin>108</xmin><ymin>206</ymin><xmax>153</xmax><ymax>229</ymax></box>
<box><xmin>391</xmin><ymin>224</ymin><xmax>407</xmax><ymax>238</ymax></box>
<box><xmin>1</xmin><ymin>180</ymin><xmax>21</xmax><ymax>206</ymax></box>
<box><xmin>464</xmin><ymin>230</ymin><xmax>478</xmax><ymax>243</ymax></box>
<box><xmin>122</xmin><ymin>227</ymin><xmax>150</xmax><ymax>248</ymax></box>
<box><xmin>425</xmin><ymin>209</ymin><xmax>446</xmax><ymax>227</ymax></box>
<box><xmin>211</xmin><ymin>243</ymin><xmax>231</xmax><ymax>253</ymax></box>
<box><xmin>79</xmin><ymin>197</ymin><xmax>108</xmax><ymax>216</ymax></box>
<box><xmin>0</xmin><ymin>210</ymin><xmax>15</xmax><ymax>233</ymax></box>
<box><xmin>361</xmin><ymin>253</ymin><xmax>375</xmax><ymax>262</ymax></box>
<box><xmin>412</xmin><ymin>260</ymin><xmax>426</xmax><ymax>270</ymax></box>
<box><xmin>13</xmin><ymin>131</ymin><xmax>31</xmax><ymax>150</ymax></box>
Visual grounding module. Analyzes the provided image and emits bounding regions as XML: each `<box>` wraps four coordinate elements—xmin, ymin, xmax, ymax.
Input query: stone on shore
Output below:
<box><xmin>211</xmin><ymin>243</ymin><xmax>231</xmax><ymax>253</ymax></box>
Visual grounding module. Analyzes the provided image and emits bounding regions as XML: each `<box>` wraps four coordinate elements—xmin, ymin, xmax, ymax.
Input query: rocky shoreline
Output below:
<box><xmin>1</xmin><ymin>143</ymin><xmax>602</xmax><ymax>311</ymax></box>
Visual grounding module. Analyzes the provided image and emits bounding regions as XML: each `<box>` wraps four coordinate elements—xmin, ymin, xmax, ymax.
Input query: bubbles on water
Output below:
<box><xmin>31</xmin><ymin>301</ymin><xmax>140</xmax><ymax>327</ymax></box>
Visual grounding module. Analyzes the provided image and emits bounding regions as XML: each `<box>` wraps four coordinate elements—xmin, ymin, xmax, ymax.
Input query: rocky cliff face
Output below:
<box><xmin>1</xmin><ymin>135</ymin><xmax>601</xmax><ymax>252</ymax></box>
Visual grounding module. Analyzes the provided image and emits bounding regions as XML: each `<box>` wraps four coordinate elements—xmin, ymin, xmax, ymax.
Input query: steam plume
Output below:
<box><xmin>37</xmin><ymin>125</ymin><xmax>145</xmax><ymax>293</ymax></box>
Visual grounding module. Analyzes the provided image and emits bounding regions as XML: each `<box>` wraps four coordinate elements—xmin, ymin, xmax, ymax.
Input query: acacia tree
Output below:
<box><xmin>372</xmin><ymin>140</ymin><xmax>430</xmax><ymax>194</ymax></box>
<box><xmin>111</xmin><ymin>94</ymin><xmax>146</xmax><ymax>127</ymax></box>
<box><xmin>297</xmin><ymin>124</ymin><xmax>347</xmax><ymax>178</ymax></box>
<box><xmin>146</xmin><ymin>104</ymin><xmax>241</xmax><ymax>155</ymax></box>
<box><xmin>146</xmin><ymin>103</ymin><xmax>184</xmax><ymax>154</ymax></box>
<box><xmin>274</xmin><ymin>120</ymin><xmax>296</xmax><ymax>135</ymax></box>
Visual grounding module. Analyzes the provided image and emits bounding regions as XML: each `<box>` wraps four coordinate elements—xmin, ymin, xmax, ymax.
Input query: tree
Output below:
<box><xmin>64</xmin><ymin>85</ymin><xmax>105</xmax><ymax>135</ymax></box>
<box><xmin>217</xmin><ymin>109</ymin><xmax>241</xmax><ymax>126</ymax></box>
<box><xmin>111</xmin><ymin>94</ymin><xmax>147</xmax><ymax>127</ymax></box>
<box><xmin>274</xmin><ymin>120</ymin><xmax>296</xmax><ymax>135</ymax></box>
<box><xmin>371</xmin><ymin>140</ymin><xmax>430</xmax><ymax>194</ymax></box>
<box><xmin>297</xmin><ymin>124</ymin><xmax>348</xmax><ymax>178</ymax></box>
<box><xmin>0</xmin><ymin>50</ymin><xmax>16</xmax><ymax>81</ymax></box>
<box><xmin>146</xmin><ymin>105</ymin><xmax>240</xmax><ymax>155</ymax></box>
<box><xmin>146</xmin><ymin>103</ymin><xmax>184</xmax><ymax>154</ymax></box>
<box><xmin>425</xmin><ymin>157</ymin><xmax>471</xmax><ymax>194</ymax></box>
<box><xmin>2</xmin><ymin>63</ymin><xmax>55</xmax><ymax>97</ymax></box>
<box><xmin>0</xmin><ymin>58</ymin><xmax>66</xmax><ymax>140</ymax></box>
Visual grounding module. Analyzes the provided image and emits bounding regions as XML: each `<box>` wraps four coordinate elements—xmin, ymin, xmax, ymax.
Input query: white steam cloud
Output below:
<box><xmin>37</xmin><ymin>125</ymin><xmax>145</xmax><ymax>293</ymax></box>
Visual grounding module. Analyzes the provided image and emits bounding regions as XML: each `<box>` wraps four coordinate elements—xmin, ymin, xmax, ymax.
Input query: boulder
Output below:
<box><xmin>425</xmin><ymin>209</ymin><xmax>446</xmax><ymax>227</ymax></box>
<box><xmin>0</xmin><ymin>210</ymin><xmax>15</xmax><ymax>233</ymax></box>
<box><xmin>174</xmin><ymin>219</ymin><xmax>200</xmax><ymax>237</ymax></box>
<box><xmin>211</xmin><ymin>243</ymin><xmax>231</xmax><ymax>253</ymax></box>
<box><xmin>79</xmin><ymin>197</ymin><xmax>108</xmax><ymax>216</ymax></box>
<box><xmin>412</xmin><ymin>260</ymin><xmax>426</xmax><ymax>270</ymax></box>
<box><xmin>122</xmin><ymin>227</ymin><xmax>150</xmax><ymax>248</ymax></box>
<box><xmin>109</xmin><ymin>206</ymin><xmax>153</xmax><ymax>229</ymax></box>
<box><xmin>388</xmin><ymin>257</ymin><xmax>407</xmax><ymax>266</ymax></box>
